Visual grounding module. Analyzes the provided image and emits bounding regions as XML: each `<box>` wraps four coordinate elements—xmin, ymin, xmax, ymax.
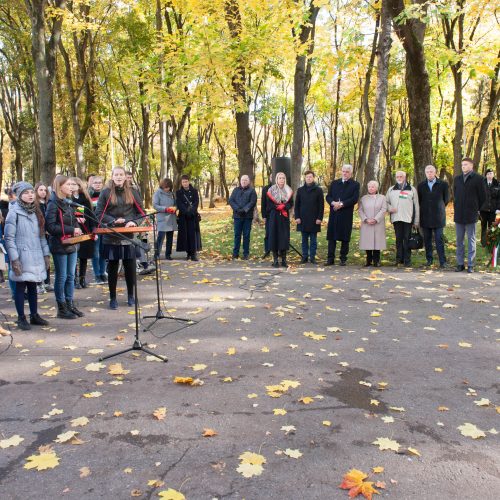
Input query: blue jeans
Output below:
<box><xmin>422</xmin><ymin>227</ymin><xmax>446</xmax><ymax>265</ymax></box>
<box><xmin>52</xmin><ymin>252</ymin><xmax>78</xmax><ymax>302</ymax></box>
<box><xmin>233</xmin><ymin>218</ymin><xmax>252</xmax><ymax>257</ymax></box>
<box><xmin>92</xmin><ymin>236</ymin><xmax>107</xmax><ymax>278</ymax></box>
<box><xmin>301</xmin><ymin>232</ymin><xmax>317</xmax><ymax>259</ymax></box>
<box><xmin>455</xmin><ymin>223</ymin><xmax>476</xmax><ymax>267</ymax></box>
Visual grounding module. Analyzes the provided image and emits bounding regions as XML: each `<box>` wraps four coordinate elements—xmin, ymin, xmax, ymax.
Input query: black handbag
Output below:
<box><xmin>408</xmin><ymin>228</ymin><xmax>423</xmax><ymax>250</ymax></box>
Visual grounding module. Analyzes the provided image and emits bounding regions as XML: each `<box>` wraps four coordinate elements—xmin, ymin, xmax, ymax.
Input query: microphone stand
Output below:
<box><xmin>137</xmin><ymin>211</ymin><xmax>194</xmax><ymax>331</ymax></box>
<box><xmin>77</xmin><ymin>207</ymin><xmax>167</xmax><ymax>363</ymax></box>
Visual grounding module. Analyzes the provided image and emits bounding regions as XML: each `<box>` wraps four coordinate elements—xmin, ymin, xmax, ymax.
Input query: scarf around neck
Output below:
<box><xmin>17</xmin><ymin>199</ymin><xmax>37</xmax><ymax>214</ymax></box>
<box><xmin>268</xmin><ymin>183</ymin><xmax>293</xmax><ymax>204</ymax></box>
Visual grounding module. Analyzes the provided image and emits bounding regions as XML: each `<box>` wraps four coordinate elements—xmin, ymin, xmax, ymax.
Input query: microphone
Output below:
<box><xmin>65</xmin><ymin>199</ymin><xmax>86</xmax><ymax>209</ymax></box>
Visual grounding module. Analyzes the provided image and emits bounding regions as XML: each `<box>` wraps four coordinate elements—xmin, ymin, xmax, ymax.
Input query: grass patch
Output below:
<box><xmin>199</xmin><ymin>204</ymin><xmax>495</xmax><ymax>269</ymax></box>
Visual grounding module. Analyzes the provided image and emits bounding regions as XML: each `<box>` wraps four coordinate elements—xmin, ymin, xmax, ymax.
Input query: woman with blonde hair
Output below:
<box><xmin>266</xmin><ymin>172</ymin><xmax>294</xmax><ymax>267</ymax></box>
<box><xmin>358</xmin><ymin>180</ymin><xmax>387</xmax><ymax>267</ymax></box>
<box><xmin>95</xmin><ymin>166</ymin><xmax>145</xmax><ymax>309</ymax></box>
<box><xmin>45</xmin><ymin>175</ymin><xmax>85</xmax><ymax>319</ymax></box>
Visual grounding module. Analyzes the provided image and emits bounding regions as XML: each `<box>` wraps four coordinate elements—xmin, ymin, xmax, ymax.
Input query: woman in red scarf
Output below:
<box><xmin>266</xmin><ymin>172</ymin><xmax>293</xmax><ymax>267</ymax></box>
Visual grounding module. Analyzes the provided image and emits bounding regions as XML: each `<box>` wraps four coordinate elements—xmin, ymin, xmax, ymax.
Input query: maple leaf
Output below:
<box><xmin>283</xmin><ymin>448</ymin><xmax>302</xmax><ymax>459</ymax></box>
<box><xmin>273</xmin><ymin>409</ymin><xmax>287</xmax><ymax>415</ymax></box>
<box><xmin>340</xmin><ymin>469</ymin><xmax>379</xmax><ymax>500</ymax></box>
<box><xmin>43</xmin><ymin>366</ymin><xmax>61</xmax><ymax>377</ymax></box>
<box><xmin>108</xmin><ymin>363</ymin><xmax>130</xmax><ymax>376</ymax></box>
<box><xmin>153</xmin><ymin>407</ymin><xmax>167</xmax><ymax>420</ymax></box>
<box><xmin>407</xmin><ymin>447</ymin><xmax>421</xmax><ymax>456</ymax></box>
<box><xmin>239</xmin><ymin>451</ymin><xmax>266</xmax><ymax>465</ymax></box>
<box><xmin>157</xmin><ymin>488</ymin><xmax>186</xmax><ymax>499</ymax></box>
<box><xmin>281</xmin><ymin>425</ymin><xmax>296</xmax><ymax>434</ymax></box>
<box><xmin>0</xmin><ymin>435</ymin><xmax>24</xmax><ymax>449</ymax></box>
<box><xmin>428</xmin><ymin>315</ymin><xmax>444</xmax><ymax>321</ymax></box>
<box><xmin>173</xmin><ymin>376</ymin><xmax>194</xmax><ymax>384</ymax></box>
<box><xmin>372</xmin><ymin>437</ymin><xmax>400</xmax><ymax>452</ymax></box>
<box><xmin>303</xmin><ymin>331</ymin><xmax>326</xmax><ymax>341</ymax></box>
<box><xmin>323</xmin><ymin>420</ymin><xmax>331</xmax><ymax>426</ymax></box>
<box><xmin>83</xmin><ymin>391</ymin><xmax>102</xmax><ymax>398</ymax></box>
<box><xmin>190</xmin><ymin>364</ymin><xmax>207</xmax><ymax>371</ymax></box>
<box><xmin>202</xmin><ymin>428</ymin><xmax>217</xmax><ymax>437</ymax></box>
<box><xmin>372</xmin><ymin>467</ymin><xmax>384</xmax><ymax>474</ymax></box>
<box><xmin>40</xmin><ymin>360</ymin><xmax>56</xmax><ymax>368</ymax></box>
<box><xmin>54</xmin><ymin>431</ymin><xmax>79</xmax><ymax>443</ymax></box>
<box><xmin>79</xmin><ymin>466</ymin><xmax>91</xmax><ymax>478</ymax></box>
<box><xmin>24</xmin><ymin>451</ymin><xmax>60</xmax><ymax>471</ymax></box>
<box><xmin>474</xmin><ymin>398</ymin><xmax>490</xmax><ymax>407</ymax></box>
<box><xmin>226</xmin><ymin>347</ymin><xmax>236</xmax><ymax>355</ymax></box>
<box><xmin>85</xmin><ymin>362</ymin><xmax>106</xmax><ymax>372</ymax></box>
<box><xmin>299</xmin><ymin>396</ymin><xmax>314</xmax><ymax>404</ymax></box>
<box><xmin>236</xmin><ymin>462</ymin><xmax>264</xmax><ymax>478</ymax></box>
<box><xmin>457</xmin><ymin>423</ymin><xmax>486</xmax><ymax>439</ymax></box>
<box><xmin>381</xmin><ymin>416</ymin><xmax>394</xmax><ymax>423</ymax></box>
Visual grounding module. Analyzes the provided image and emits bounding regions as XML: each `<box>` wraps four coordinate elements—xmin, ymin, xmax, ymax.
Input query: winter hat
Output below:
<box><xmin>13</xmin><ymin>181</ymin><xmax>34</xmax><ymax>197</ymax></box>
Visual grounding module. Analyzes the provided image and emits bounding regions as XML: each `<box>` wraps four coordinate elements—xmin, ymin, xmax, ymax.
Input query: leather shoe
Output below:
<box><xmin>340</xmin><ymin>260</ymin><xmax>346</xmax><ymax>266</ymax></box>
<box><xmin>455</xmin><ymin>265</ymin><xmax>465</xmax><ymax>272</ymax></box>
<box><xmin>467</xmin><ymin>267</ymin><xmax>474</xmax><ymax>273</ymax></box>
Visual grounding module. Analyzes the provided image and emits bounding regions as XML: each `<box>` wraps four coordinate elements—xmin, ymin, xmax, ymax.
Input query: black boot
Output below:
<box><xmin>79</xmin><ymin>276</ymin><xmax>87</xmax><ymax>289</ymax></box>
<box><xmin>281</xmin><ymin>252</ymin><xmax>288</xmax><ymax>268</ymax></box>
<box><xmin>66</xmin><ymin>300</ymin><xmax>84</xmax><ymax>317</ymax></box>
<box><xmin>17</xmin><ymin>315</ymin><xmax>31</xmax><ymax>330</ymax></box>
<box><xmin>364</xmin><ymin>251</ymin><xmax>372</xmax><ymax>267</ymax></box>
<box><xmin>272</xmin><ymin>252</ymin><xmax>279</xmax><ymax>268</ymax></box>
<box><xmin>30</xmin><ymin>313</ymin><xmax>49</xmax><ymax>326</ymax></box>
<box><xmin>74</xmin><ymin>275</ymin><xmax>82</xmax><ymax>289</ymax></box>
<box><xmin>191</xmin><ymin>253</ymin><xmax>199</xmax><ymax>262</ymax></box>
<box><xmin>57</xmin><ymin>301</ymin><xmax>77</xmax><ymax>319</ymax></box>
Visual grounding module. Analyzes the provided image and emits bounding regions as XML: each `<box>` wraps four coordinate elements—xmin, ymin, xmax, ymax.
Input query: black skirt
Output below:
<box><xmin>103</xmin><ymin>244</ymin><xmax>136</xmax><ymax>261</ymax></box>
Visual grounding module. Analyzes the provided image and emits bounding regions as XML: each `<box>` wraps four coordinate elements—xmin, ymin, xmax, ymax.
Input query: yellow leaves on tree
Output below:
<box><xmin>339</xmin><ymin>469</ymin><xmax>379</xmax><ymax>500</ymax></box>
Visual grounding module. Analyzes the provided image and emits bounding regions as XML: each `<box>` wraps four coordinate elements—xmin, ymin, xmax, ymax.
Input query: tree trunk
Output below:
<box><xmin>363</xmin><ymin>1</ymin><xmax>392</xmax><ymax>194</ymax></box>
<box><xmin>139</xmin><ymin>82</ymin><xmax>151</xmax><ymax>207</ymax></box>
<box><xmin>225</xmin><ymin>0</ymin><xmax>255</xmax><ymax>180</ymax></box>
<box><xmin>291</xmin><ymin>1</ymin><xmax>319</xmax><ymax>192</ymax></box>
<box><xmin>25</xmin><ymin>0</ymin><xmax>65</xmax><ymax>184</ymax></box>
<box><xmin>473</xmin><ymin>51</ymin><xmax>500</xmax><ymax>169</ymax></box>
<box><xmin>389</xmin><ymin>0</ymin><xmax>433</xmax><ymax>184</ymax></box>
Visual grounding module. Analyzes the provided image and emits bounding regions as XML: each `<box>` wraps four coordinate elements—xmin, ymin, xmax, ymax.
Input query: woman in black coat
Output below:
<box><xmin>34</xmin><ymin>182</ymin><xmax>52</xmax><ymax>291</ymax></box>
<box><xmin>176</xmin><ymin>175</ymin><xmax>202</xmax><ymax>261</ymax></box>
<box><xmin>45</xmin><ymin>175</ymin><xmax>85</xmax><ymax>319</ymax></box>
<box><xmin>95</xmin><ymin>167</ymin><xmax>145</xmax><ymax>310</ymax></box>
<box><xmin>71</xmin><ymin>177</ymin><xmax>95</xmax><ymax>289</ymax></box>
<box><xmin>266</xmin><ymin>172</ymin><xmax>294</xmax><ymax>267</ymax></box>
<box><xmin>479</xmin><ymin>169</ymin><xmax>499</xmax><ymax>246</ymax></box>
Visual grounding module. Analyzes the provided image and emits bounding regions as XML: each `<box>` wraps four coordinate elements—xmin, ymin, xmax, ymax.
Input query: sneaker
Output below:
<box><xmin>455</xmin><ymin>265</ymin><xmax>465</xmax><ymax>272</ymax></box>
<box><xmin>300</xmin><ymin>257</ymin><xmax>308</xmax><ymax>264</ymax></box>
<box><xmin>109</xmin><ymin>298</ymin><xmax>118</xmax><ymax>310</ymax></box>
<box><xmin>102</xmin><ymin>274</ymin><xmax>108</xmax><ymax>283</ymax></box>
<box><xmin>94</xmin><ymin>277</ymin><xmax>104</xmax><ymax>285</ymax></box>
<box><xmin>127</xmin><ymin>295</ymin><xmax>135</xmax><ymax>306</ymax></box>
<box><xmin>44</xmin><ymin>284</ymin><xmax>54</xmax><ymax>292</ymax></box>
<box><xmin>37</xmin><ymin>284</ymin><xmax>46</xmax><ymax>294</ymax></box>
<box><xmin>467</xmin><ymin>266</ymin><xmax>474</xmax><ymax>273</ymax></box>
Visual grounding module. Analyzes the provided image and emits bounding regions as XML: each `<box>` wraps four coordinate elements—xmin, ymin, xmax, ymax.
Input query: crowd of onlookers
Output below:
<box><xmin>0</xmin><ymin>158</ymin><xmax>498</xmax><ymax>332</ymax></box>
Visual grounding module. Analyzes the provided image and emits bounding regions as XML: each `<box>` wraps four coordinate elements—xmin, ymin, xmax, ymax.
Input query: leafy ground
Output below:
<box><xmin>198</xmin><ymin>204</ymin><xmax>494</xmax><ymax>269</ymax></box>
<box><xmin>0</xmin><ymin>254</ymin><xmax>498</xmax><ymax>499</ymax></box>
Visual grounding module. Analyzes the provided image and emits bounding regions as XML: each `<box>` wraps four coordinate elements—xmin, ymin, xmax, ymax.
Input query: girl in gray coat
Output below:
<box><xmin>152</xmin><ymin>178</ymin><xmax>177</xmax><ymax>260</ymax></box>
<box><xmin>4</xmin><ymin>182</ymin><xmax>51</xmax><ymax>330</ymax></box>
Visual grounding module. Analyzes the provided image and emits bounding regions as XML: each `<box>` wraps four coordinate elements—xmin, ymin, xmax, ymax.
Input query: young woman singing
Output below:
<box><xmin>95</xmin><ymin>167</ymin><xmax>145</xmax><ymax>309</ymax></box>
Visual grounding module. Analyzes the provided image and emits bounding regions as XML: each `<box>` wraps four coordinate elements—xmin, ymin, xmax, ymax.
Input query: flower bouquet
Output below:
<box><xmin>485</xmin><ymin>214</ymin><xmax>500</xmax><ymax>267</ymax></box>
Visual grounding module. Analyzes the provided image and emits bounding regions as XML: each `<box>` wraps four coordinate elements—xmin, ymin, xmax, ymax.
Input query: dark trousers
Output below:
<box><xmin>78</xmin><ymin>258</ymin><xmax>88</xmax><ymax>278</ymax></box>
<box><xmin>393</xmin><ymin>221</ymin><xmax>412</xmax><ymax>265</ymax></box>
<box><xmin>264</xmin><ymin>218</ymin><xmax>270</xmax><ymax>253</ymax></box>
<box><xmin>301</xmin><ymin>232</ymin><xmax>318</xmax><ymax>259</ymax></box>
<box><xmin>156</xmin><ymin>231</ymin><xmax>174</xmax><ymax>258</ymax></box>
<box><xmin>107</xmin><ymin>258</ymin><xmax>136</xmax><ymax>299</ymax></box>
<box><xmin>422</xmin><ymin>227</ymin><xmax>446</xmax><ymax>265</ymax></box>
<box><xmin>366</xmin><ymin>250</ymin><xmax>380</xmax><ymax>264</ymax></box>
<box><xmin>15</xmin><ymin>281</ymin><xmax>37</xmax><ymax>317</ymax></box>
<box><xmin>233</xmin><ymin>218</ymin><xmax>252</xmax><ymax>257</ymax></box>
<box><xmin>480</xmin><ymin>211</ymin><xmax>496</xmax><ymax>246</ymax></box>
<box><xmin>327</xmin><ymin>239</ymin><xmax>349</xmax><ymax>262</ymax></box>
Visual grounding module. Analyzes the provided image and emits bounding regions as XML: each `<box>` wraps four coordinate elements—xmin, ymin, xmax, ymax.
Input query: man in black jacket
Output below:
<box><xmin>453</xmin><ymin>158</ymin><xmax>487</xmax><ymax>273</ymax></box>
<box><xmin>294</xmin><ymin>170</ymin><xmax>324</xmax><ymax>264</ymax></box>
<box><xmin>417</xmin><ymin>165</ymin><xmax>449</xmax><ymax>268</ymax></box>
<box><xmin>229</xmin><ymin>175</ymin><xmax>257</xmax><ymax>260</ymax></box>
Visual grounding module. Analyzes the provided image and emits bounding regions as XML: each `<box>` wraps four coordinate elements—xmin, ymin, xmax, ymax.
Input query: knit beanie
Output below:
<box><xmin>13</xmin><ymin>181</ymin><xmax>34</xmax><ymax>197</ymax></box>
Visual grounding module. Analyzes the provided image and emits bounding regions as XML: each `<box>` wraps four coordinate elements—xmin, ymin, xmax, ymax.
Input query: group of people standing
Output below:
<box><xmin>0</xmin><ymin>168</ymin><xmax>203</xmax><ymax>330</ymax></box>
<box><xmin>229</xmin><ymin>157</ymin><xmax>499</xmax><ymax>271</ymax></box>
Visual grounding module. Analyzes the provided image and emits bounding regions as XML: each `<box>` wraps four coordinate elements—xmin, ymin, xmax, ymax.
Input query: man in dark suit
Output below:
<box><xmin>417</xmin><ymin>165</ymin><xmax>450</xmax><ymax>268</ymax></box>
<box><xmin>453</xmin><ymin>157</ymin><xmax>487</xmax><ymax>273</ymax></box>
<box><xmin>325</xmin><ymin>165</ymin><xmax>360</xmax><ymax>266</ymax></box>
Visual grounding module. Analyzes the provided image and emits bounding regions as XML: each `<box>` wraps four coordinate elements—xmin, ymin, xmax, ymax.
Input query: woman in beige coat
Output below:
<box><xmin>359</xmin><ymin>181</ymin><xmax>387</xmax><ymax>266</ymax></box>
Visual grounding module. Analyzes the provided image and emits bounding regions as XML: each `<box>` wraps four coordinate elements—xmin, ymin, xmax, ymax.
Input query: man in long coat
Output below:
<box><xmin>326</xmin><ymin>165</ymin><xmax>360</xmax><ymax>265</ymax></box>
<box><xmin>417</xmin><ymin>165</ymin><xmax>449</xmax><ymax>268</ymax></box>
<box><xmin>294</xmin><ymin>170</ymin><xmax>324</xmax><ymax>264</ymax></box>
